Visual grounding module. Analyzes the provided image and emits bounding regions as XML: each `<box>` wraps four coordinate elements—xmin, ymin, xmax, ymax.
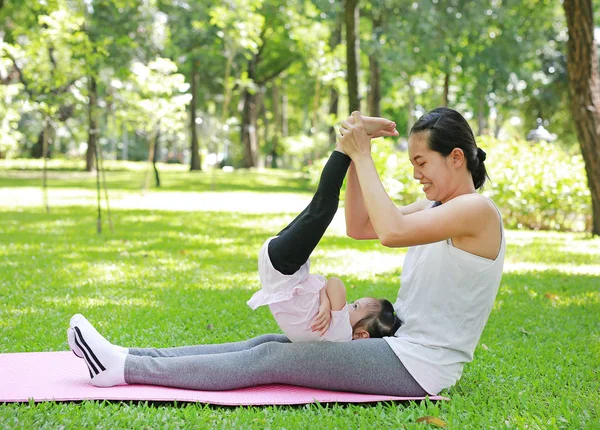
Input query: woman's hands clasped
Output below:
<box><xmin>338</xmin><ymin>112</ymin><xmax>398</xmax><ymax>159</ymax></box>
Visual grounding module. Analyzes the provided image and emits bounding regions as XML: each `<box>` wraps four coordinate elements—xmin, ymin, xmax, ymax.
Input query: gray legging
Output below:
<box><xmin>125</xmin><ymin>334</ymin><xmax>427</xmax><ymax>396</ymax></box>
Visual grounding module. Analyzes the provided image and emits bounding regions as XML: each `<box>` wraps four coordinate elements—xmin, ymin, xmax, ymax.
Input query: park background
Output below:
<box><xmin>1</xmin><ymin>0</ymin><xmax>599</xmax><ymax>428</ymax></box>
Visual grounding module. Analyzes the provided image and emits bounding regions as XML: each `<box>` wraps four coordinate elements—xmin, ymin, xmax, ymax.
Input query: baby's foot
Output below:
<box><xmin>349</xmin><ymin>115</ymin><xmax>398</xmax><ymax>137</ymax></box>
<box><xmin>69</xmin><ymin>314</ymin><xmax>127</xmax><ymax>387</ymax></box>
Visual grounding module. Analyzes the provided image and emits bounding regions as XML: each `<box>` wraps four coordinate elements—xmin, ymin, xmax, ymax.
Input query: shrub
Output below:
<box><xmin>480</xmin><ymin>136</ymin><xmax>590</xmax><ymax>231</ymax></box>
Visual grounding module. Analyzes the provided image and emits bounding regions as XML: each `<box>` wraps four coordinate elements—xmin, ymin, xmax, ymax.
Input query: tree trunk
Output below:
<box><xmin>368</xmin><ymin>9</ymin><xmax>381</xmax><ymax>117</ymax></box>
<box><xmin>153</xmin><ymin>126</ymin><xmax>161</xmax><ymax>187</ymax></box>
<box><xmin>270</xmin><ymin>82</ymin><xmax>280</xmax><ymax>168</ymax></box>
<box><xmin>477</xmin><ymin>91</ymin><xmax>487</xmax><ymax>136</ymax></box>
<box><xmin>407</xmin><ymin>81</ymin><xmax>415</xmax><ymax>135</ymax></box>
<box><xmin>241</xmin><ymin>57</ymin><xmax>260</xmax><ymax>168</ymax></box>
<box><xmin>311</xmin><ymin>78</ymin><xmax>322</xmax><ymax>134</ymax></box>
<box><xmin>494</xmin><ymin>113</ymin><xmax>503</xmax><ymax>138</ymax></box>
<box><xmin>368</xmin><ymin>54</ymin><xmax>381</xmax><ymax>117</ymax></box>
<box><xmin>345</xmin><ymin>0</ymin><xmax>360</xmax><ymax>113</ymax></box>
<box><xmin>282</xmin><ymin>87</ymin><xmax>289</xmax><ymax>138</ymax></box>
<box><xmin>241</xmin><ymin>89</ymin><xmax>260</xmax><ymax>168</ymax></box>
<box><xmin>442</xmin><ymin>71</ymin><xmax>450</xmax><ymax>107</ymax></box>
<box><xmin>260</xmin><ymin>87</ymin><xmax>268</xmax><ymax>168</ymax></box>
<box><xmin>328</xmin><ymin>17</ymin><xmax>342</xmax><ymax>143</ymax></box>
<box><xmin>122</xmin><ymin>126</ymin><xmax>128</xmax><ymax>161</ymax></box>
<box><xmin>42</xmin><ymin>117</ymin><xmax>49</xmax><ymax>213</ymax></box>
<box><xmin>32</xmin><ymin>127</ymin><xmax>54</xmax><ymax>159</ymax></box>
<box><xmin>86</xmin><ymin>75</ymin><xmax>98</xmax><ymax>172</ymax></box>
<box><xmin>563</xmin><ymin>0</ymin><xmax>600</xmax><ymax>235</ymax></box>
<box><xmin>189</xmin><ymin>59</ymin><xmax>202</xmax><ymax>171</ymax></box>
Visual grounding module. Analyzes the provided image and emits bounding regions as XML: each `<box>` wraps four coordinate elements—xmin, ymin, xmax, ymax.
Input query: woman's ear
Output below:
<box><xmin>450</xmin><ymin>147</ymin><xmax>465</xmax><ymax>167</ymax></box>
<box><xmin>352</xmin><ymin>329</ymin><xmax>370</xmax><ymax>340</ymax></box>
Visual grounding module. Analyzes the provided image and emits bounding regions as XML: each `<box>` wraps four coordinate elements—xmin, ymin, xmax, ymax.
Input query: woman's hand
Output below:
<box><xmin>338</xmin><ymin>111</ymin><xmax>373</xmax><ymax>159</ymax></box>
<box><xmin>311</xmin><ymin>295</ymin><xmax>332</xmax><ymax>336</ymax></box>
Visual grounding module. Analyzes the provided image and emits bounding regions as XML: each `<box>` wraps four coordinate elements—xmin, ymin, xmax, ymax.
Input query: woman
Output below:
<box><xmin>68</xmin><ymin>108</ymin><xmax>504</xmax><ymax>396</ymax></box>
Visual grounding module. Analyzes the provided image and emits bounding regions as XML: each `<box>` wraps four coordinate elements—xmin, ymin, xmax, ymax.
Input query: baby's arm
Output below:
<box><xmin>311</xmin><ymin>277</ymin><xmax>347</xmax><ymax>335</ymax></box>
<box><xmin>323</xmin><ymin>277</ymin><xmax>347</xmax><ymax>311</ymax></box>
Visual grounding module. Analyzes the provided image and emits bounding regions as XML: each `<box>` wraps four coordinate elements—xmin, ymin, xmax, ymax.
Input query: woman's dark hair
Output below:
<box><xmin>410</xmin><ymin>107</ymin><xmax>489</xmax><ymax>190</ymax></box>
<box><xmin>353</xmin><ymin>299</ymin><xmax>402</xmax><ymax>338</ymax></box>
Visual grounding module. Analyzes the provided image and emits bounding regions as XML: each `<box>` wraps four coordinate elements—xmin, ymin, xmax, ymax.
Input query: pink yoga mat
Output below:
<box><xmin>0</xmin><ymin>352</ymin><xmax>446</xmax><ymax>405</ymax></box>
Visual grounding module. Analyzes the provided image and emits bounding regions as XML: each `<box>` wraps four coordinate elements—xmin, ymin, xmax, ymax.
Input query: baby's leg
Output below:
<box><xmin>268</xmin><ymin>150</ymin><xmax>351</xmax><ymax>275</ymax></box>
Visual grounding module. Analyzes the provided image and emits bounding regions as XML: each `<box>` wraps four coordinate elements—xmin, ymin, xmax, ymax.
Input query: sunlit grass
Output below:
<box><xmin>1</xmin><ymin>169</ymin><xmax>599</xmax><ymax>428</ymax></box>
<box><xmin>0</xmin><ymin>159</ymin><xmax>311</xmax><ymax>193</ymax></box>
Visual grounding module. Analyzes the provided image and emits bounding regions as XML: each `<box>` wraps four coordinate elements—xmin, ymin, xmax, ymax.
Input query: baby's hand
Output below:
<box><xmin>348</xmin><ymin>114</ymin><xmax>398</xmax><ymax>138</ymax></box>
<box><xmin>311</xmin><ymin>301</ymin><xmax>332</xmax><ymax>336</ymax></box>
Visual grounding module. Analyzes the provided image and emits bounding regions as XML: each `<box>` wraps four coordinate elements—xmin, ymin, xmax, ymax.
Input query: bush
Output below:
<box><xmin>480</xmin><ymin>136</ymin><xmax>590</xmax><ymax>231</ymax></box>
<box><xmin>306</xmin><ymin>137</ymin><xmax>591</xmax><ymax>232</ymax></box>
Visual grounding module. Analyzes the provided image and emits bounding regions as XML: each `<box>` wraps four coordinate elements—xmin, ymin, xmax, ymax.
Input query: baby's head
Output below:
<box><xmin>348</xmin><ymin>297</ymin><xmax>402</xmax><ymax>340</ymax></box>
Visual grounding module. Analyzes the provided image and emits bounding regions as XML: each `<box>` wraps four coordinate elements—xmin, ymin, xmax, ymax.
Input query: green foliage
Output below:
<box><xmin>0</xmin><ymin>84</ymin><xmax>24</xmax><ymax>157</ymax></box>
<box><xmin>480</xmin><ymin>136</ymin><xmax>590</xmax><ymax>231</ymax></box>
<box><xmin>115</xmin><ymin>58</ymin><xmax>189</xmax><ymax>136</ymax></box>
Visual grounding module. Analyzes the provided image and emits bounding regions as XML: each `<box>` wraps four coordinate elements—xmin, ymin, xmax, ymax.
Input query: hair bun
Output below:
<box><xmin>477</xmin><ymin>147</ymin><xmax>487</xmax><ymax>162</ymax></box>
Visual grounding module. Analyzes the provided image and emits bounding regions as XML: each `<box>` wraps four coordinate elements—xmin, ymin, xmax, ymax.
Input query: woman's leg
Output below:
<box><xmin>268</xmin><ymin>150</ymin><xmax>351</xmax><ymax>275</ymax></box>
<box><xmin>68</xmin><ymin>315</ymin><xmax>289</xmax><ymax>359</ymax></box>
<box><xmin>128</xmin><ymin>334</ymin><xmax>290</xmax><ymax>357</ymax></box>
<box><xmin>125</xmin><ymin>339</ymin><xmax>428</xmax><ymax>396</ymax></box>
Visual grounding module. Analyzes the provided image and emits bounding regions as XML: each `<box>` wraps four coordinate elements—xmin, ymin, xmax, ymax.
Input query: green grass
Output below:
<box><xmin>0</xmin><ymin>159</ymin><xmax>311</xmax><ymax>193</ymax></box>
<box><xmin>1</xmin><ymin>163</ymin><xmax>599</xmax><ymax>429</ymax></box>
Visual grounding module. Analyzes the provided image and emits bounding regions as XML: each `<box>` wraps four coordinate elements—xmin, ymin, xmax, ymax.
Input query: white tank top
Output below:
<box><xmin>384</xmin><ymin>200</ymin><xmax>506</xmax><ymax>395</ymax></box>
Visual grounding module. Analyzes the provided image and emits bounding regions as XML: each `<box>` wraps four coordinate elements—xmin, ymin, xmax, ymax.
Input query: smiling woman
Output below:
<box><xmin>338</xmin><ymin>108</ymin><xmax>505</xmax><ymax>394</ymax></box>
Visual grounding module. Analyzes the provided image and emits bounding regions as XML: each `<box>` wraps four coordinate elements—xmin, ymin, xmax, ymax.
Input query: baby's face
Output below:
<box><xmin>348</xmin><ymin>297</ymin><xmax>378</xmax><ymax>326</ymax></box>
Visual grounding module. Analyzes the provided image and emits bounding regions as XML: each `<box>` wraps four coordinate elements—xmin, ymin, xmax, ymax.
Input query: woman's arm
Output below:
<box><xmin>340</xmin><ymin>113</ymin><xmax>499</xmax><ymax>250</ymax></box>
<box><xmin>343</xmin><ymin>116</ymin><xmax>429</xmax><ymax>240</ymax></box>
<box><xmin>345</xmin><ymin>165</ymin><xmax>430</xmax><ymax>240</ymax></box>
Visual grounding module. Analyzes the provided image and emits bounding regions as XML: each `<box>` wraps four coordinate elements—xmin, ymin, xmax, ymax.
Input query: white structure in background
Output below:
<box><xmin>526</xmin><ymin>119</ymin><xmax>557</xmax><ymax>142</ymax></box>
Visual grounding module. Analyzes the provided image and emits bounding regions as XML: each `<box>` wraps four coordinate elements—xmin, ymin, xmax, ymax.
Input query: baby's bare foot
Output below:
<box><xmin>348</xmin><ymin>115</ymin><xmax>397</xmax><ymax>137</ymax></box>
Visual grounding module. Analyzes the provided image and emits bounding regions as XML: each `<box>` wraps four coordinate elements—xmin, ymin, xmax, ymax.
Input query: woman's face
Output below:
<box><xmin>408</xmin><ymin>132</ymin><xmax>453</xmax><ymax>202</ymax></box>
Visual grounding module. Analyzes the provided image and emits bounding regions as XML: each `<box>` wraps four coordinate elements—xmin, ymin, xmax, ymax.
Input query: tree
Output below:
<box><xmin>563</xmin><ymin>0</ymin><xmax>600</xmax><ymax>235</ymax></box>
<box><xmin>1</xmin><ymin>1</ymin><xmax>84</xmax><ymax>159</ymax></box>
<box><xmin>345</xmin><ymin>0</ymin><xmax>360</xmax><ymax>113</ymax></box>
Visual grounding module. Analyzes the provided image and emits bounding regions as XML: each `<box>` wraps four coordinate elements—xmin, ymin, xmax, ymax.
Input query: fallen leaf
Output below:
<box><xmin>416</xmin><ymin>416</ymin><xmax>447</xmax><ymax>428</ymax></box>
<box><xmin>206</xmin><ymin>324</ymin><xmax>214</xmax><ymax>331</ymax></box>
<box><xmin>481</xmin><ymin>344</ymin><xmax>489</xmax><ymax>351</ymax></box>
<box><xmin>520</xmin><ymin>327</ymin><xmax>532</xmax><ymax>335</ymax></box>
<box><xmin>180</xmin><ymin>250</ymin><xmax>188</xmax><ymax>255</ymax></box>
<box><xmin>544</xmin><ymin>293</ymin><xmax>559</xmax><ymax>300</ymax></box>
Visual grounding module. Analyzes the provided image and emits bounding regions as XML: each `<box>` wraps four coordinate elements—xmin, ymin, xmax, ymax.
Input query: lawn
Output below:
<box><xmin>0</xmin><ymin>163</ymin><xmax>599</xmax><ymax>429</ymax></box>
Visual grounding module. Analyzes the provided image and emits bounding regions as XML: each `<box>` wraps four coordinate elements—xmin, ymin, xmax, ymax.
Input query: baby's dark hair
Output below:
<box><xmin>353</xmin><ymin>299</ymin><xmax>402</xmax><ymax>338</ymax></box>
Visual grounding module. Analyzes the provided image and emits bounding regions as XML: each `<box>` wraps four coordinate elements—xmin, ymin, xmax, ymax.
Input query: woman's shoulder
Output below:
<box><xmin>447</xmin><ymin>193</ymin><xmax>501</xmax><ymax>219</ymax></box>
<box><xmin>446</xmin><ymin>194</ymin><xmax>503</xmax><ymax>259</ymax></box>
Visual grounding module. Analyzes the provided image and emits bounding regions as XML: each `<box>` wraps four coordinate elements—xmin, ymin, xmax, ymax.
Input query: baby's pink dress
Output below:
<box><xmin>247</xmin><ymin>238</ymin><xmax>352</xmax><ymax>342</ymax></box>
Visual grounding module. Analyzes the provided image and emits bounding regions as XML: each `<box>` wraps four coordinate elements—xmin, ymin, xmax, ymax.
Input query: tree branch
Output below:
<box><xmin>257</xmin><ymin>61</ymin><xmax>293</xmax><ymax>85</ymax></box>
<box><xmin>5</xmin><ymin>51</ymin><xmax>34</xmax><ymax>98</ymax></box>
<box><xmin>255</xmin><ymin>26</ymin><xmax>269</xmax><ymax>62</ymax></box>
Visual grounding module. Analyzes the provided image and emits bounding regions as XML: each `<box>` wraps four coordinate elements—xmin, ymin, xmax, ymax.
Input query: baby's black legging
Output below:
<box><xmin>268</xmin><ymin>150</ymin><xmax>351</xmax><ymax>275</ymax></box>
